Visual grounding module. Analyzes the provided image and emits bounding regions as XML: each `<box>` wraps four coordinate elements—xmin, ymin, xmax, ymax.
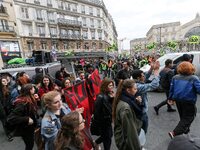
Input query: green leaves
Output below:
<box><xmin>146</xmin><ymin>42</ymin><xmax>156</xmax><ymax>50</ymax></box>
<box><xmin>188</xmin><ymin>35</ymin><xmax>200</xmax><ymax>44</ymax></box>
<box><xmin>167</xmin><ymin>41</ymin><xmax>178</xmax><ymax>51</ymax></box>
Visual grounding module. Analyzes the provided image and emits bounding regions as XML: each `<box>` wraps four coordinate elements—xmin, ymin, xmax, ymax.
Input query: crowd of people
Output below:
<box><xmin>0</xmin><ymin>53</ymin><xmax>200</xmax><ymax>150</ymax></box>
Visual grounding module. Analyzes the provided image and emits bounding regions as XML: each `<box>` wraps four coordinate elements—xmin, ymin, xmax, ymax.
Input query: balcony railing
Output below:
<box><xmin>39</xmin><ymin>33</ymin><xmax>45</xmax><ymax>37</ymax></box>
<box><xmin>47</xmin><ymin>3</ymin><xmax>52</xmax><ymax>7</ymax></box>
<box><xmin>60</xmin><ymin>33</ymin><xmax>82</xmax><ymax>39</ymax></box>
<box><xmin>0</xmin><ymin>26</ymin><xmax>14</xmax><ymax>33</ymax></box>
<box><xmin>58</xmin><ymin>18</ymin><xmax>82</xmax><ymax>27</ymax></box>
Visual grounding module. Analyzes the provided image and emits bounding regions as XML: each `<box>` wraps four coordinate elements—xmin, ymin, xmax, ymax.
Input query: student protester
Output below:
<box><xmin>41</xmin><ymin>91</ymin><xmax>83</xmax><ymax>150</ymax></box>
<box><xmin>93</xmin><ymin>78</ymin><xmax>114</xmax><ymax>150</ymax></box>
<box><xmin>132</xmin><ymin>61</ymin><xmax>160</xmax><ymax>134</ymax></box>
<box><xmin>7</xmin><ymin>84</ymin><xmax>39</xmax><ymax>150</ymax></box>
<box><xmin>113</xmin><ymin>79</ymin><xmax>143</xmax><ymax>150</ymax></box>
<box><xmin>168</xmin><ymin>62</ymin><xmax>200</xmax><ymax>139</ymax></box>
<box><xmin>0</xmin><ymin>77</ymin><xmax>13</xmax><ymax>141</ymax></box>
<box><xmin>115</xmin><ymin>60</ymin><xmax>132</xmax><ymax>86</ymax></box>
<box><xmin>54</xmin><ymin>111</ymin><xmax>85</xmax><ymax>150</ymax></box>
<box><xmin>38</xmin><ymin>75</ymin><xmax>55</xmax><ymax>98</ymax></box>
<box><xmin>154</xmin><ymin>59</ymin><xmax>176</xmax><ymax>115</ymax></box>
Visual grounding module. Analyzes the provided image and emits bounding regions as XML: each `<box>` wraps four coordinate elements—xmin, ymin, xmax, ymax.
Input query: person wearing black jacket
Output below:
<box><xmin>93</xmin><ymin>78</ymin><xmax>114</xmax><ymax>150</ymax></box>
<box><xmin>7</xmin><ymin>84</ymin><xmax>38</xmax><ymax>150</ymax></box>
<box><xmin>154</xmin><ymin>59</ymin><xmax>176</xmax><ymax>115</ymax></box>
<box><xmin>115</xmin><ymin>60</ymin><xmax>132</xmax><ymax>86</ymax></box>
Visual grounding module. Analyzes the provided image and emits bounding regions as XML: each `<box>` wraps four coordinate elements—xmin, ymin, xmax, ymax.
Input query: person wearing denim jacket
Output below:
<box><xmin>41</xmin><ymin>91</ymin><xmax>71</xmax><ymax>150</ymax></box>
<box><xmin>132</xmin><ymin>61</ymin><xmax>160</xmax><ymax>133</ymax></box>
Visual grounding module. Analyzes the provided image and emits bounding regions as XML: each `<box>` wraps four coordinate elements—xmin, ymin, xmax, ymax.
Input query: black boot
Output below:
<box><xmin>154</xmin><ymin>106</ymin><xmax>159</xmax><ymax>115</ymax></box>
<box><xmin>154</xmin><ymin>100</ymin><xmax>167</xmax><ymax>115</ymax></box>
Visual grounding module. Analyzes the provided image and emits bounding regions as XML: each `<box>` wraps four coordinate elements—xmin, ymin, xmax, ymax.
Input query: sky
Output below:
<box><xmin>104</xmin><ymin>0</ymin><xmax>200</xmax><ymax>49</ymax></box>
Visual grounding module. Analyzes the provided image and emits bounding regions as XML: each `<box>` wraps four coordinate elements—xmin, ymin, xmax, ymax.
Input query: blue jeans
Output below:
<box><xmin>141</xmin><ymin>113</ymin><xmax>148</xmax><ymax>134</ymax></box>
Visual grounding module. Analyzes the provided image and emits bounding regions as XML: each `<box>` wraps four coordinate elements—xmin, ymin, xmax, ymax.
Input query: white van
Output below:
<box><xmin>140</xmin><ymin>51</ymin><xmax>200</xmax><ymax>76</ymax></box>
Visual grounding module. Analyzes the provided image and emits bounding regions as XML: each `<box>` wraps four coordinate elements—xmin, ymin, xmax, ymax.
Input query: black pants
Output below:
<box><xmin>173</xmin><ymin>101</ymin><xmax>196</xmax><ymax>136</ymax></box>
<box><xmin>95</xmin><ymin>125</ymin><xmax>113</xmax><ymax>150</ymax></box>
<box><xmin>155</xmin><ymin>91</ymin><xmax>172</xmax><ymax>110</ymax></box>
<box><xmin>22</xmin><ymin>131</ymin><xmax>34</xmax><ymax>150</ymax></box>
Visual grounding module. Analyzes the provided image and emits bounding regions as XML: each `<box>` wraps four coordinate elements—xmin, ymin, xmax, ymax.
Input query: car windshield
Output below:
<box><xmin>157</xmin><ymin>54</ymin><xmax>181</xmax><ymax>66</ymax></box>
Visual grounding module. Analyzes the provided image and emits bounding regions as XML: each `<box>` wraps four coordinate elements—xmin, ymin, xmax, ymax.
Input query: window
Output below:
<box><xmin>71</xmin><ymin>3</ymin><xmax>77</xmax><ymax>12</ymax></box>
<box><xmin>81</xmin><ymin>5</ymin><xmax>85</xmax><ymax>13</ymax></box>
<box><xmin>90</xmin><ymin>19</ymin><xmax>94</xmax><ymax>27</ymax></box>
<box><xmin>21</xmin><ymin>7</ymin><xmax>29</xmax><ymax>19</ymax></box>
<box><xmin>36</xmin><ymin>9</ymin><xmax>43</xmax><ymax>20</ymax></box>
<box><xmin>50</xmin><ymin>27</ymin><xmax>57</xmax><ymax>36</ymax></box>
<box><xmin>63</xmin><ymin>42</ymin><xmax>69</xmax><ymax>49</ymax></box>
<box><xmin>165</xmin><ymin>28</ymin><xmax>168</xmax><ymax>32</ymax></box>
<box><xmin>82</xmin><ymin>17</ymin><xmax>86</xmax><ymax>26</ymax></box>
<box><xmin>27</xmin><ymin>42</ymin><xmax>34</xmax><ymax>51</ymax></box>
<box><xmin>47</xmin><ymin>0</ymin><xmax>52</xmax><ymax>6</ymax></box>
<box><xmin>37</xmin><ymin>25</ymin><xmax>45</xmax><ymax>35</ymax></box>
<box><xmin>0</xmin><ymin>19</ymin><xmax>9</xmax><ymax>31</ymax></box>
<box><xmin>52</xmin><ymin>42</ymin><xmax>58</xmax><ymax>49</ymax></box>
<box><xmin>91</xmin><ymin>31</ymin><xmax>95</xmax><ymax>39</ymax></box>
<box><xmin>99</xmin><ymin>43</ymin><xmax>103</xmax><ymax>49</ymax></box>
<box><xmin>58</xmin><ymin>1</ymin><xmax>63</xmax><ymax>9</ymax></box>
<box><xmin>41</xmin><ymin>42</ymin><xmax>47</xmax><ymax>50</ymax></box>
<box><xmin>48</xmin><ymin>12</ymin><xmax>55</xmax><ymax>22</ymax></box>
<box><xmin>89</xmin><ymin>7</ymin><xmax>93</xmax><ymax>15</ymax></box>
<box><xmin>92</xmin><ymin>42</ymin><xmax>96</xmax><ymax>49</ymax></box>
<box><xmin>97</xmin><ymin>20</ymin><xmax>101</xmax><ymax>28</ymax></box>
<box><xmin>83</xmin><ymin>31</ymin><xmax>88</xmax><ymax>39</ymax></box>
<box><xmin>97</xmin><ymin>9</ymin><xmax>100</xmax><ymax>17</ymax></box>
<box><xmin>98</xmin><ymin>32</ymin><xmax>102</xmax><ymax>39</ymax></box>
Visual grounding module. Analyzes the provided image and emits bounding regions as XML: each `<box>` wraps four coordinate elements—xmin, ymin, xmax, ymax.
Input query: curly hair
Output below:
<box><xmin>177</xmin><ymin>61</ymin><xmax>195</xmax><ymax>75</ymax></box>
<box><xmin>100</xmin><ymin>78</ymin><xmax>114</xmax><ymax>94</ymax></box>
<box><xmin>54</xmin><ymin>111</ymin><xmax>84</xmax><ymax>150</ymax></box>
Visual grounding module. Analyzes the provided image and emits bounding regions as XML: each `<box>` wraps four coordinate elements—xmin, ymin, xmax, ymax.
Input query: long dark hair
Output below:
<box><xmin>40</xmin><ymin>75</ymin><xmax>54</xmax><ymax>90</ymax></box>
<box><xmin>54</xmin><ymin>111</ymin><xmax>84</xmax><ymax>150</ymax></box>
<box><xmin>0</xmin><ymin>77</ymin><xmax>9</xmax><ymax>98</ymax></box>
<box><xmin>15</xmin><ymin>84</ymin><xmax>37</xmax><ymax>112</ymax></box>
<box><xmin>112</xmin><ymin>79</ymin><xmax>136</xmax><ymax>121</ymax></box>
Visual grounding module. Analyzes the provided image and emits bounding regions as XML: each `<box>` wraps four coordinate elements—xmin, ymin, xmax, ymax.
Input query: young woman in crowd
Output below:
<box><xmin>113</xmin><ymin>79</ymin><xmax>143</xmax><ymax>150</ymax></box>
<box><xmin>54</xmin><ymin>111</ymin><xmax>85</xmax><ymax>150</ymax></box>
<box><xmin>93</xmin><ymin>78</ymin><xmax>114</xmax><ymax>150</ymax></box>
<box><xmin>38</xmin><ymin>75</ymin><xmax>55</xmax><ymax>98</ymax></box>
<box><xmin>41</xmin><ymin>91</ymin><xmax>84</xmax><ymax>150</ymax></box>
<box><xmin>168</xmin><ymin>61</ymin><xmax>200</xmax><ymax>138</ymax></box>
<box><xmin>0</xmin><ymin>77</ymin><xmax>13</xmax><ymax>141</ymax></box>
<box><xmin>7</xmin><ymin>84</ymin><xmax>38</xmax><ymax>150</ymax></box>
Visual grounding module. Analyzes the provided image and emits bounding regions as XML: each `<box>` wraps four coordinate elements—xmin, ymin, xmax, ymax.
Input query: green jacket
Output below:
<box><xmin>114</xmin><ymin>101</ymin><xmax>142</xmax><ymax>150</ymax></box>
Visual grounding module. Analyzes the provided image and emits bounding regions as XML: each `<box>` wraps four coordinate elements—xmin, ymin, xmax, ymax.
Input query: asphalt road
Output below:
<box><xmin>1</xmin><ymin>92</ymin><xmax>200</xmax><ymax>150</ymax></box>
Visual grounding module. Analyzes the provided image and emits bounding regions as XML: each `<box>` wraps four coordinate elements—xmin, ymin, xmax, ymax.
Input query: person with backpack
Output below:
<box><xmin>154</xmin><ymin>59</ymin><xmax>176</xmax><ymax>115</ymax></box>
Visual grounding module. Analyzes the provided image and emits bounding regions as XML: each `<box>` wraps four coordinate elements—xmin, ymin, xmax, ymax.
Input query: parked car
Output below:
<box><xmin>140</xmin><ymin>51</ymin><xmax>200</xmax><ymax>76</ymax></box>
<box><xmin>140</xmin><ymin>51</ymin><xmax>200</xmax><ymax>92</ymax></box>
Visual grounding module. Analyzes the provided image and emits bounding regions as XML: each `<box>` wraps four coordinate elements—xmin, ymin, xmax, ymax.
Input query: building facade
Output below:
<box><xmin>0</xmin><ymin>0</ymin><xmax>21</xmax><ymax>67</ymax></box>
<box><xmin>13</xmin><ymin>0</ymin><xmax>117</xmax><ymax>58</ymax></box>
<box><xmin>130</xmin><ymin>13</ymin><xmax>200</xmax><ymax>53</ymax></box>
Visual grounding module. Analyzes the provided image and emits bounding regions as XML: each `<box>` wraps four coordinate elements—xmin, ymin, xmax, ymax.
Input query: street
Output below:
<box><xmin>1</xmin><ymin>92</ymin><xmax>200</xmax><ymax>150</ymax></box>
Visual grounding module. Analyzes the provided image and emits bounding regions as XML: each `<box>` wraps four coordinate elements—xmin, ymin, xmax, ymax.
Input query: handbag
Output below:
<box><xmin>90</xmin><ymin>115</ymin><xmax>101</xmax><ymax>136</ymax></box>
